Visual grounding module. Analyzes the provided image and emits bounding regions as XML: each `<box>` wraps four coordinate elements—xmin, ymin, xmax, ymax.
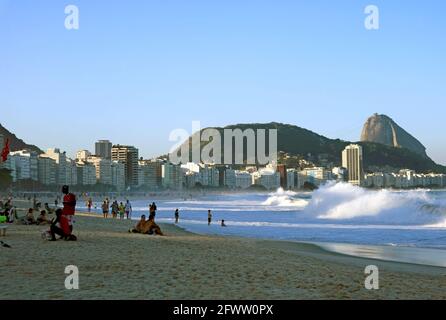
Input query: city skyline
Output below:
<box><xmin>1</xmin><ymin>1</ymin><xmax>446</xmax><ymax>163</ymax></box>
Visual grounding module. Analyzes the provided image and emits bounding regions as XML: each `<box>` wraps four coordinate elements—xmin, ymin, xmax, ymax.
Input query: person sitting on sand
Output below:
<box><xmin>141</xmin><ymin>215</ymin><xmax>164</xmax><ymax>236</ymax></box>
<box><xmin>44</xmin><ymin>203</ymin><xmax>54</xmax><ymax>215</ymax></box>
<box><xmin>24</xmin><ymin>208</ymin><xmax>36</xmax><ymax>225</ymax></box>
<box><xmin>129</xmin><ymin>215</ymin><xmax>147</xmax><ymax>234</ymax></box>
<box><xmin>37</xmin><ymin>210</ymin><xmax>51</xmax><ymax>225</ymax></box>
<box><xmin>48</xmin><ymin>209</ymin><xmax>77</xmax><ymax>241</ymax></box>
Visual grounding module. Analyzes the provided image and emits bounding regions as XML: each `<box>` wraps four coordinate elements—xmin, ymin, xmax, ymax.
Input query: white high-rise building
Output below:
<box><xmin>199</xmin><ymin>165</ymin><xmax>220</xmax><ymax>187</ymax></box>
<box><xmin>87</xmin><ymin>156</ymin><xmax>112</xmax><ymax>185</ymax></box>
<box><xmin>224</xmin><ymin>169</ymin><xmax>236</xmax><ymax>188</ymax></box>
<box><xmin>111</xmin><ymin>160</ymin><xmax>126</xmax><ymax>191</ymax></box>
<box><xmin>66</xmin><ymin>158</ymin><xmax>78</xmax><ymax>186</ymax></box>
<box><xmin>235</xmin><ymin>171</ymin><xmax>252</xmax><ymax>189</ymax></box>
<box><xmin>38</xmin><ymin>155</ymin><xmax>57</xmax><ymax>185</ymax></box>
<box><xmin>76</xmin><ymin>161</ymin><xmax>96</xmax><ymax>185</ymax></box>
<box><xmin>44</xmin><ymin>148</ymin><xmax>67</xmax><ymax>185</ymax></box>
<box><xmin>162</xmin><ymin>162</ymin><xmax>183</xmax><ymax>190</ymax></box>
<box><xmin>139</xmin><ymin>160</ymin><xmax>162</xmax><ymax>189</ymax></box>
<box><xmin>9</xmin><ymin>150</ymin><xmax>38</xmax><ymax>181</ymax></box>
<box><xmin>342</xmin><ymin>144</ymin><xmax>364</xmax><ymax>186</ymax></box>
<box><xmin>111</xmin><ymin>145</ymin><xmax>139</xmax><ymax>187</ymax></box>
<box><xmin>252</xmin><ymin>168</ymin><xmax>280</xmax><ymax>190</ymax></box>
<box><xmin>76</xmin><ymin>150</ymin><xmax>92</xmax><ymax>162</ymax></box>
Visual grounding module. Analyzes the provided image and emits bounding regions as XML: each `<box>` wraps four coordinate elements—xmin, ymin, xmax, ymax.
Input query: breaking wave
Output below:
<box><xmin>261</xmin><ymin>188</ymin><xmax>309</xmax><ymax>208</ymax></box>
<box><xmin>303</xmin><ymin>182</ymin><xmax>446</xmax><ymax>226</ymax></box>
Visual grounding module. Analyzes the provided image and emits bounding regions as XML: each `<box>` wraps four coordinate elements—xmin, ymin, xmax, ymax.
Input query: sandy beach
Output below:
<box><xmin>1</xmin><ymin>213</ymin><xmax>446</xmax><ymax>300</ymax></box>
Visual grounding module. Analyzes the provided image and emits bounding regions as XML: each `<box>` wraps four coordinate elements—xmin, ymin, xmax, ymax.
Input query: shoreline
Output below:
<box><xmin>2</xmin><ymin>215</ymin><xmax>446</xmax><ymax>299</ymax></box>
<box><xmin>61</xmin><ymin>212</ymin><xmax>446</xmax><ymax>269</ymax></box>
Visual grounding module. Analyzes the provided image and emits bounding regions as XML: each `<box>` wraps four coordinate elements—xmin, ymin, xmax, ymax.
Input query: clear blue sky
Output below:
<box><xmin>1</xmin><ymin>0</ymin><xmax>445</xmax><ymax>164</ymax></box>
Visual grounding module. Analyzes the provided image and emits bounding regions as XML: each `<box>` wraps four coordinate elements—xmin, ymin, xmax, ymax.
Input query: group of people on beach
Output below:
<box><xmin>101</xmin><ymin>198</ymin><xmax>133</xmax><ymax>220</ymax></box>
<box><xmin>1</xmin><ymin>187</ymin><xmax>229</xmax><ymax>242</ymax></box>
<box><xmin>129</xmin><ymin>202</ymin><xmax>163</xmax><ymax>236</ymax></box>
<box><xmin>0</xmin><ymin>185</ymin><xmax>78</xmax><ymax>241</ymax></box>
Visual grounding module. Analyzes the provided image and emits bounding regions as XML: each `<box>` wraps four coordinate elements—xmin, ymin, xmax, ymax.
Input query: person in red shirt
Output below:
<box><xmin>61</xmin><ymin>185</ymin><xmax>76</xmax><ymax>236</ymax></box>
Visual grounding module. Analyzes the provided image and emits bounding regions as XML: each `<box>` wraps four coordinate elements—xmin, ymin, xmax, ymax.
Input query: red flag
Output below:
<box><xmin>1</xmin><ymin>138</ymin><xmax>10</xmax><ymax>162</ymax></box>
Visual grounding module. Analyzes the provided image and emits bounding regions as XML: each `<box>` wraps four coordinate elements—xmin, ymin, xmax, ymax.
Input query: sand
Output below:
<box><xmin>1</xmin><ymin>214</ymin><xmax>446</xmax><ymax>300</ymax></box>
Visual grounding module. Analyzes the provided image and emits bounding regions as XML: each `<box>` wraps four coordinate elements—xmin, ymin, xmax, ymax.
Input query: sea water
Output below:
<box><xmin>80</xmin><ymin>182</ymin><xmax>446</xmax><ymax>266</ymax></box>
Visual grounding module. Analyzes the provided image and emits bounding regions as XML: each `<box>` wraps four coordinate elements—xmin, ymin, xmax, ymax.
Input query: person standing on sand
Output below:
<box><xmin>119</xmin><ymin>202</ymin><xmax>125</xmax><ymax>220</ymax></box>
<box><xmin>102</xmin><ymin>201</ymin><xmax>109</xmax><ymax>219</ymax></box>
<box><xmin>175</xmin><ymin>209</ymin><xmax>179</xmax><ymax>224</ymax></box>
<box><xmin>125</xmin><ymin>200</ymin><xmax>132</xmax><ymax>220</ymax></box>
<box><xmin>111</xmin><ymin>201</ymin><xmax>118</xmax><ymax>219</ymax></box>
<box><xmin>62</xmin><ymin>185</ymin><xmax>76</xmax><ymax>235</ymax></box>
<box><xmin>208</xmin><ymin>210</ymin><xmax>212</xmax><ymax>226</ymax></box>
<box><xmin>149</xmin><ymin>202</ymin><xmax>157</xmax><ymax>221</ymax></box>
<box><xmin>87</xmin><ymin>197</ymin><xmax>93</xmax><ymax>213</ymax></box>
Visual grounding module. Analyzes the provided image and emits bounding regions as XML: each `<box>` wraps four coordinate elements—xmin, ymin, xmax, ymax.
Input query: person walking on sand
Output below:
<box><xmin>174</xmin><ymin>209</ymin><xmax>179</xmax><ymax>224</ymax></box>
<box><xmin>119</xmin><ymin>202</ymin><xmax>125</xmax><ymax>220</ymax></box>
<box><xmin>87</xmin><ymin>197</ymin><xmax>93</xmax><ymax>213</ymax></box>
<box><xmin>102</xmin><ymin>200</ymin><xmax>109</xmax><ymax>219</ymax></box>
<box><xmin>125</xmin><ymin>200</ymin><xmax>132</xmax><ymax>220</ymax></box>
<box><xmin>208</xmin><ymin>210</ymin><xmax>212</xmax><ymax>226</ymax></box>
<box><xmin>111</xmin><ymin>201</ymin><xmax>118</xmax><ymax>219</ymax></box>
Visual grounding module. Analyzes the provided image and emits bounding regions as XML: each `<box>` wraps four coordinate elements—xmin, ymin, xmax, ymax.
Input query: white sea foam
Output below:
<box><xmin>262</xmin><ymin>188</ymin><xmax>309</xmax><ymax>208</ymax></box>
<box><xmin>303</xmin><ymin>182</ymin><xmax>446</xmax><ymax>226</ymax></box>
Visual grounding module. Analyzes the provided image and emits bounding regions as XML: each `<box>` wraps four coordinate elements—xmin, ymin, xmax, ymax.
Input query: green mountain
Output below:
<box><xmin>0</xmin><ymin>123</ymin><xmax>43</xmax><ymax>154</ymax></box>
<box><xmin>176</xmin><ymin>122</ymin><xmax>446</xmax><ymax>174</ymax></box>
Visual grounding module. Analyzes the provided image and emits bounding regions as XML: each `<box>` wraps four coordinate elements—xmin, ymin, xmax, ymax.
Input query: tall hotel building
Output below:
<box><xmin>342</xmin><ymin>144</ymin><xmax>364</xmax><ymax>186</ymax></box>
<box><xmin>95</xmin><ymin>140</ymin><xmax>113</xmax><ymax>160</ymax></box>
<box><xmin>111</xmin><ymin>145</ymin><xmax>139</xmax><ymax>187</ymax></box>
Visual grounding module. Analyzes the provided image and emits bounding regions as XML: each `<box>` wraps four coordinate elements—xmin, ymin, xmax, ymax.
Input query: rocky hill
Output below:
<box><xmin>0</xmin><ymin>123</ymin><xmax>43</xmax><ymax>154</ymax></box>
<box><xmin>361</xmin><ymin>113</ymin><xmax>427</xmax><ymax>158</ymax></box>
<box><xmin>175</xmin><ymin>122</ymin><xmax>446</xmax><ymax>173</ymax></box>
